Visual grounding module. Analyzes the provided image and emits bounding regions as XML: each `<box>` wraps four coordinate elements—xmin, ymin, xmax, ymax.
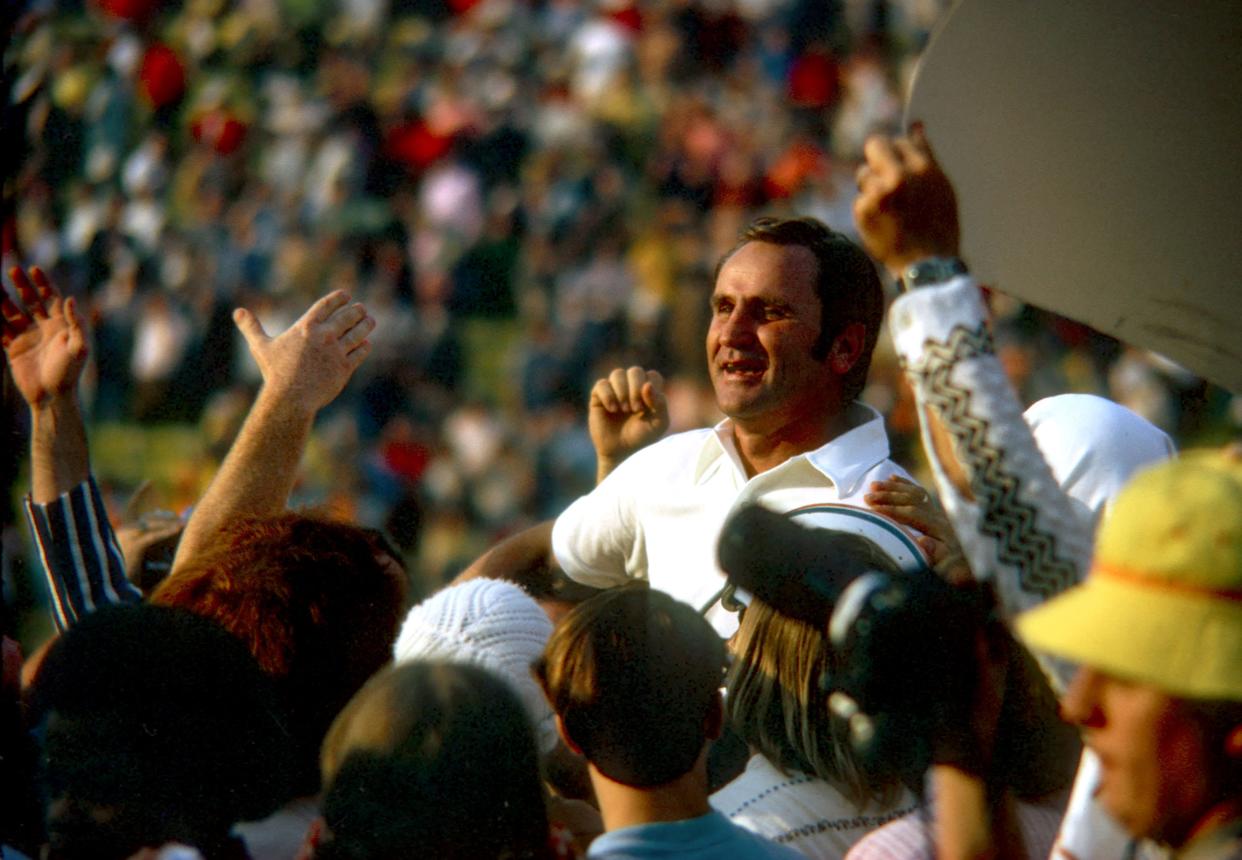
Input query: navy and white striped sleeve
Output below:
<box><xmin>24</xmin><ymin>477</ymin><xmax>142</xmax><ymax>631</ymax></box>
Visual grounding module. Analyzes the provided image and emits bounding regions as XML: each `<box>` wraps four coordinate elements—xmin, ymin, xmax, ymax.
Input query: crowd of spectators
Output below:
<box><xmin>2</xmin><ymin>3</ymin><xmax>1242</xmax><ymax>856</ymax></box>
<box><xmin>6</xmin><ymin>0</ymin><xmax>1233</xmax><ymax>621</ymax></box>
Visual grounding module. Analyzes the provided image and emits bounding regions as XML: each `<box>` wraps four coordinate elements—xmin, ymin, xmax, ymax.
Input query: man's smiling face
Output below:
<box><xmin>707</xmin><ymin>241</ymin><xmax>835</xmax><ymax>432</ymax></box>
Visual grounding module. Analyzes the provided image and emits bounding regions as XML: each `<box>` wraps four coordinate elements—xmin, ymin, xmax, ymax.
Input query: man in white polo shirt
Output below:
<box><xmin>463</xmin><ymin>216</ymin><xmax>916</xmax><ymax>636</ymax></box>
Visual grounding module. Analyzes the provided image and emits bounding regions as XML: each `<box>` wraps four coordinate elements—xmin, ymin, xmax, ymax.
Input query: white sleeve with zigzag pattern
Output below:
<box><xmin>889</xmin><ymin>277</ymin><xmax>1092</xmax><ymax>668</ymax></box>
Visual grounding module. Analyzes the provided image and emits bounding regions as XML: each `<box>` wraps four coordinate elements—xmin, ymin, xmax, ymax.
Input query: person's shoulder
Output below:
<box><xmin>844</xmin><ymin>811</ymin><xmax>928</xmax><ymax>860</ymax></box>
<box><xmin>708</xmin><ymin>753</ymin><xmax>781</xmax><ymax>816</ymax></box>
<box><xmin>730</xmin><ymin>825</ymin><xmax>805</xmax><ymax>859</ymax></box>
<box><xmin>860</xmin><ymin>456</ymin><xmax>914</xmax><ymax>483</ymax></box>
<box><xmin>703</xmin><ymin>810</ymin><xmax>802</xmax><ymax>859</ymax></box>
<box><xmin>588</xmin><ymin>810</ymin><xmax>801</xmax><ymax>859</ymax></box>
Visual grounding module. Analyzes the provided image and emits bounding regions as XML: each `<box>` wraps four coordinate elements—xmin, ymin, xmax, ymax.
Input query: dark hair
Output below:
<box><xmin>317</xmin><ymin>661</ymin><xmax>554</xmax><ymax>860</ymax></box>
<box><xmin>534</xmin><ymin>584</ymin><xmax>726</xmax><ymax>787</ymax></box>
<box><xmin>31</xmin><ymin>604</ymin><xmax>291</xmax><ymax>854</ymax></box>
<box><xmin>151</xmin><ymin>511</ymin><xmax>408</xmax><ymax>795</ymax></box>
<box><xmin>717</xmin><ymin>216</ymin><xmax>884</xmax><ymax>401</ymax></box>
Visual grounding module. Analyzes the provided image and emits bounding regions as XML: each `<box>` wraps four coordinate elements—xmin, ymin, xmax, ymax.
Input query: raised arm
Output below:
<box><xmin>589</xmin><ymin>365</ymin><xmax>668</xmax><ymax>483</ymax></box>
<box><xmin>4</xmin><ymin>267</ymin><xmax>90</xmax><ymax>502</ymax></box>
<box><xmin>170</xmin><ymin>291</ymin><xmax>373</xmax><ymax>574</ymax></box>
<box><xmin>854</xmin><ymin>126</ymin><xmax>1092</xmax><ymax>641</ymax></box>
<box><xmin>3</xmin><ymin>266</ymin><xmax>138</xmax><ymax>628</ymax></box>
<box><xmin>452</xmin><ymin>366</ymin><xmax>663</xmax><ymax>604</ymax></box>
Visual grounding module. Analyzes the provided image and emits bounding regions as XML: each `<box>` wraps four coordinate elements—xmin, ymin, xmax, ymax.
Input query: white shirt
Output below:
<box><xmin>711</xmin><ymin>754</ymin><xmax>918</xmax><ymax>860</ymax></box>
<box><xmin>551</xmin><ymin>403</ymin><xmax>912</xmax><ymax>636</ymax></box>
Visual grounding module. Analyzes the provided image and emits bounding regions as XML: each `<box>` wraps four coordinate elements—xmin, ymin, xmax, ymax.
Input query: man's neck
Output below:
<box><xmin>589</xmin><ymin>764</ymin><xmax>712</xmax><ymax>833</ymax></box>
<box><xmin>730</xmin><ymin>404</ymin><xmax>857</xmax><ymax>478</ymax></box>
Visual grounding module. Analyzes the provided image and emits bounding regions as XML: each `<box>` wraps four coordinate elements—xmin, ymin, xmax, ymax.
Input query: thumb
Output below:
<box><xmin>908</xmin><ymin>119</ymin><xmax>935</xmax><ymax>158</ymax></box>
<box><xmin>63</xmin><ymin>297</ymin><xmax>88</xmax><ymax>357</ymax></box>
<box><xmin>642</xmin><ymin>370</ymin><xmax>667</xmax><ymax>412</ymax></box>
<box><xmin>233</xmin><ymin>307</ymin><xmax>268</xmax><ymax>350</ymax></box>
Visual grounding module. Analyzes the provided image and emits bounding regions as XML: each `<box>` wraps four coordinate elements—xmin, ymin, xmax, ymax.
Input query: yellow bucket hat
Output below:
<box><xmin>1016</xmin><ymin>451</ymin><xmax>1242</xmax><ymax>701</ymax></box>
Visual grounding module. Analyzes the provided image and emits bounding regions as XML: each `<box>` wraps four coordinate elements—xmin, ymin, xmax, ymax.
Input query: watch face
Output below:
<box><xmin>902</xmin><ymin>258</ymin><xmax>967</xmax><ymax>289</ymax></box>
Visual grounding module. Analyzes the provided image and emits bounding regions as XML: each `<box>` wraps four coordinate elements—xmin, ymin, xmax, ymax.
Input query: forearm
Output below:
<box><xmin>29</xmin><ymin>396</ymin><xmax>90</xmax><ymax>504</ymax></box>
<box><xmin>454</xmin><ymin>520</ymin><xmax>558</xmax><ymax>594</ymax></box>
<box><xmin>932</xmin><ymin>767</ymin><xmax>1027</xmax><ymax>860</ymax></box>
<box><xmin>25</xmin><ymin>477</ymin><xmax>140</xmax><ymax>630</ymax></box>
<box><xmin>891</xmin><ymin>279</ymin><xmax>1091</xmax><ymax>624</ymax></box>
<box><xmin>171</xmin><ymin>388</ymin><xmax>314</xmax><ymax>573</ymax></box>
<box><xmin>24</xmin><ymin>395</ymin><xmax>141</xmax><ymax>631</ymax></box>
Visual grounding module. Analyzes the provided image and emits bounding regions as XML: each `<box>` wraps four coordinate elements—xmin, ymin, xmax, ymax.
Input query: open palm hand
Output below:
<box><xmin>1</xmin><ymin>267</ymin><xmax>88</xmax><ymax>408</ymax></box>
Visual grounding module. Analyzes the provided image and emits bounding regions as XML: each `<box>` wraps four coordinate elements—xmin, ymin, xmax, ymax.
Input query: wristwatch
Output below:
<box><xmin>898</xmin><ymin>257</ymin><xmax>969</xmax><ymax>292</ymax></box>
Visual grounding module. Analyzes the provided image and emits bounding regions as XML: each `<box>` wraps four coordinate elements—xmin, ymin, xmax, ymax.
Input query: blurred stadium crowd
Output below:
<box><xmin>2</xmin><ymin>0</ymin><xmax>1236</xmax><ymax>622</ymax></box>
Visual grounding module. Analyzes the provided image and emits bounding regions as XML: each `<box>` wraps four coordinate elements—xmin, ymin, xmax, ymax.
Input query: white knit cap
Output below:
<box><xmin>393</xmin><ymin>578</ymin><xmax>557</xmax><ymax>753</ymax></box>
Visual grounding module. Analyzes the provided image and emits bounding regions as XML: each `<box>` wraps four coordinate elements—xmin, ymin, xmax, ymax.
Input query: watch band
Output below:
<box><xmin>899</xmin><ymin>257</ymin><xmax>970</xmax><ymax>291</ymax></box>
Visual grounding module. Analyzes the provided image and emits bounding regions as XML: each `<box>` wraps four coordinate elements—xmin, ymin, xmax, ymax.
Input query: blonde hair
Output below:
<box><xmin>726</xmin><ymin>598</ymin><xmax>899</xmax><ymax>810</ymax></box>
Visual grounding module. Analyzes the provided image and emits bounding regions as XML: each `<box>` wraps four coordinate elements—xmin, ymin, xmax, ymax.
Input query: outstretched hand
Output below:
<box><xmin>170</xmin><ymin>291</ymin><xmax>375</xmax><ymax>575</ymax></box>
<box><xmin>1</xmin><ymin>266</ymin><xmax>89</xmax><ymax>410</ymax></box>
<box><xmin>853</xmin><ymin>122</ymin><xmax>961</xmax><ymax>278</ymax></box>
<box><xmin>588</xmin><ymin>365</ymin><xmax>669</xmax><ymax>482</ymax></box>
<box><xmin>234</xmin><ymin>290</ymin><xmax>374</xmax><ymax>416</ymax></box>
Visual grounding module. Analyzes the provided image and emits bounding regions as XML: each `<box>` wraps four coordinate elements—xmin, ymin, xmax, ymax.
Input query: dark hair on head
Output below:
<box><xmin>151</xmin><ymin>511</ymin><xmax>408</xmax><ymax>795</ymax></box>
<box><xmin>717</xmin><ymin>216</ymin><xmax>885</xmax><ymax>401</ymax></box>
<box><xmin>316</xmin><ymin>661</ymin><xmax>554</xmax><ymax>860</ymax></box>
<box><xmin>534</xmin><ymin>583</ymin><xmax>726</xmax><ymax>787</ymax></box>
<box><xmin>30</xmin><ymin>604</ymin><xmax>291</xmax><ymax>834</ymax></box>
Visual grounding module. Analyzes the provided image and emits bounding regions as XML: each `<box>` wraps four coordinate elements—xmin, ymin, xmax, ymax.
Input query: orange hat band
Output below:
<box><xmin>1093</xmin><ymin>562</ymin><xmax>1242</xmax><ymax>603</ymax></box>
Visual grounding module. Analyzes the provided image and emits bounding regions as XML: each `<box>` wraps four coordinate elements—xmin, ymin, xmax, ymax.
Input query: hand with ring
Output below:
<box><xmin>865</xmin><ymin>475</ymin><xmax>973</xmax><ymax>584</ymax></box>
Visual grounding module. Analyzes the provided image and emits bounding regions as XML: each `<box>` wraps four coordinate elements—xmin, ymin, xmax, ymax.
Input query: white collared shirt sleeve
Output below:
<box><xmin>551</xmin><ymin>453</ymin><xmax>649</xmax><ymax>590</ymax></box>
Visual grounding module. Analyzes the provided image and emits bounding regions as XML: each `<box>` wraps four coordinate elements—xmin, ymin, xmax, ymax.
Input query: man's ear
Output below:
<box><xmin>828</xmin><ymin>322</ymin><xmax>866</xmax><ymax>375</ymax></box>
<box><xmin>704</xmin><ymin>690</ymin><xmax>725</xmax><ymax>742</ymax></box>
<box><xmin>556</xmin><ymin>713</ymin><xmax>584</xmax><ymax>756</ymax></box>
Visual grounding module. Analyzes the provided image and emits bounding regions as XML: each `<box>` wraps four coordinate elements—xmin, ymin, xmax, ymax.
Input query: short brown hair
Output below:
<box><xmin>152</xmin><ymin>511</ymin><xmax>407</xmax><ymax>794</ymax></box>
<box><xmin>534</xmin><ymin>584</ymin><xmax>726</xmax><ymax>787</ymax></box>
<box><xmin>717</xmin><ymin>216</ymin><xmax>884</xmax><ymax>401</ymax></box>
<box><xmin>317</xmin><ymin>661</ymin><xmax>554</xmax><ymax>860</ymax></box>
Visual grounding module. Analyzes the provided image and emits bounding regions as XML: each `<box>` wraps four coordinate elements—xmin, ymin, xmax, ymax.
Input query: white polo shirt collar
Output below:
<box><xmin>694</xmin><ymin>402</ymin><xmax>892</xmax><ymax>498</ymax></box>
